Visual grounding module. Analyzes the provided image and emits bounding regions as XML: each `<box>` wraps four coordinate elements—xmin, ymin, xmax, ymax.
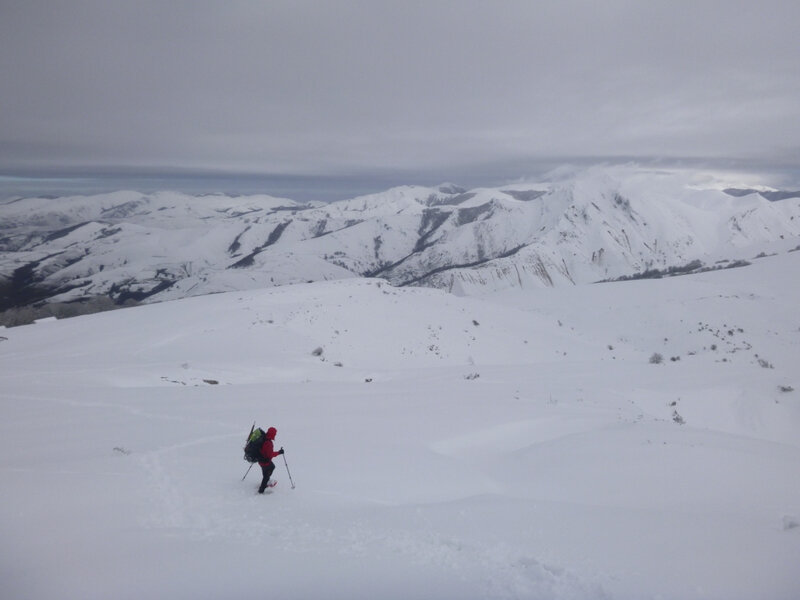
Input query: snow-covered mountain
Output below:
<box><xmin>2</xmin><ymin>167</ymin><xmax>800</xmax><ymax>311</ymax></box>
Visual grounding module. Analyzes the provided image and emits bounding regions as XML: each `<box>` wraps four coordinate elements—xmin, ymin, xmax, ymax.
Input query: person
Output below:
<box><xmin>258</xmin><ymin>426</ymin><xmax>284</xmax><ymax>493</ymax></box>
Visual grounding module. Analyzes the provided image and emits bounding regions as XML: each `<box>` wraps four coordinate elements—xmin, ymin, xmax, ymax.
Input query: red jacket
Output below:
<box><xmin>259</xmin><ymin>428</ymin><xmax>280</xmax><ymax>465</ymax></box>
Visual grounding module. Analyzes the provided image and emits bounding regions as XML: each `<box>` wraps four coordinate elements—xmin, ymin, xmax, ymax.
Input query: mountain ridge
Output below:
<box><xmin>2</xmin><ymin>168</ymin><xmax>800</xmax><ymax>315</ymax></box>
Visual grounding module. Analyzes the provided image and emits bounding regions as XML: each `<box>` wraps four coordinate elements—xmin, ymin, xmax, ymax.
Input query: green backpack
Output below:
<box><xmin>243</xmin><ymin>427</ymin><xmax>266</xmax><ymax>463</ymax></box>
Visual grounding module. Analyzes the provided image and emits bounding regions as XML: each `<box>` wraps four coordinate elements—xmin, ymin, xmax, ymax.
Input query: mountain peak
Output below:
<box><xmin>2</xmin><ymin>168</ymin><xmax>800</xmax><ymax>320</ymax></box>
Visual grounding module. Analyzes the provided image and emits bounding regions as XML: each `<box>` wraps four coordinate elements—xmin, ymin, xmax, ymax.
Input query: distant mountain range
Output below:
<box><xmin>2</xmin><ymin>168</ymin><xmax>800</xmax><ymax>313</ymax></box>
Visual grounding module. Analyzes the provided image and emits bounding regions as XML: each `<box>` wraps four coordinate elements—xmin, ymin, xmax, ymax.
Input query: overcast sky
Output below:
<box><xmin>1</xmin><ymin>1</ymin><xmax>799</xmax><ymax>196</ymax></box>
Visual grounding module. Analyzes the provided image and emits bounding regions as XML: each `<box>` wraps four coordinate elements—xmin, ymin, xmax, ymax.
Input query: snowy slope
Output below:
<box><xmin>1</xmin><ymin>247</ymin><xmax>799</xmax><ymax>599</ymax></box>
<box><xmin>2</xmin><ymin>167</ymin><xmax>800</xmax><ymax>310</ymax></box>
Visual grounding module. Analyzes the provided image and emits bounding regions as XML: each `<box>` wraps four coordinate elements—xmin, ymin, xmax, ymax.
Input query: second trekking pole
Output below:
<box><xmin>282</xmin><ymin>453</ymin><xmax>296</xmax><ymax>489</ymax></box>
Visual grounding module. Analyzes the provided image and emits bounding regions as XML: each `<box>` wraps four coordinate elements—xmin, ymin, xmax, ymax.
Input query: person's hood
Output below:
<box><xmin>266</xmin><ymin>427</ymin><xmax>277</xmax><ymax>440</ymax></box>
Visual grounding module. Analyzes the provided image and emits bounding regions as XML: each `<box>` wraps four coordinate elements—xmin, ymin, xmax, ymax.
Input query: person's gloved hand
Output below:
<box><xmin>278</xmin><ymin>447</ymin><xmax>285</xmax><ymax>455</ymax></box>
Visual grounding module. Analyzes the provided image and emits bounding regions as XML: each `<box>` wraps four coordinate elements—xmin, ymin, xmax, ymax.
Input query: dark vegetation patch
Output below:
<box><xmin>43</xmin><ymin>222</ymin><xmax>92</xmax><ymax>243</ymax></box>
<box><xmin>108</xmin><ymin>279</ymin><xmax>175</xmax><ymax>304</ymax></box>
<box><xmin>0</xmin><ymin>294</ymin><xmax>140</xmax><ymax>327</ymax></box>
<box><xmin>229</xmin><ymin>252</ymin><xmax>258</xmax><ymax>269</ymax></box>
<box><xmin>96</xmin><ymin>226</ymin><xmax>122</xmax><ymax>239</ymax></box>
<box><xmin>367</xmin><ymin>210</ymin><xmax>454</xmax><ymax>277</ymax></box>
<box><xmin>400</xmin><ymin>243</ymin><xmax>528</xmax><ymax>287</ymax></box>
<box><xmin>456</xmin><ymin>203</ymin><xmax>494</xmax><ymax>227</ymax></box>
<box><xmin>502</xmin><ymin>190</ymin><xmax>547</xmax><ymax>201</ymax></box>
<box><xmin>228</xmin><ymin>221</ymin><xmax>291</xmax><ymax>268</ymax></box>
<box><xmin>270</xmin><ymin>204</ymin><xmax>315</xmax><ymax>212</ymax></box>
<box><xmin>426</xmin><ymin>192</ymin><xmax>476</xmax><ymax>207</ymax></box>
<box><xmin>227</xmin><ymin>226</ymin><xmax>251</xmax><ymax>255</ymax></box>
<box><xmin>312</xmin><ymin>219</ymin><xmax>328</xmax><ymax>237</ymax></box>
<box><xmin>599</xmin><ymin>259</ymin><xmax>752</xmax><ymax>283</ymax></box>
<box><xmin>414</xmin><ymin>209</ymin><xmax>451</xmax><ymax>252</ymax></box>
<box><xmin>1</xmin><ymin>255</ymin><xmax>62</xmax><ymax>310</ymax></box>
<box><xmin>100</xmin><ymin>200</ymin><xmax>146</xmax><ymax>219</ymax></box>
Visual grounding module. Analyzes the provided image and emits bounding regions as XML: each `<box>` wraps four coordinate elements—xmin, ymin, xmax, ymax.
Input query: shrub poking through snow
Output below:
<box><xmin>649</xmin><ymin>353</ymin><xmax>664</xmax><ymax>364</ymax></box>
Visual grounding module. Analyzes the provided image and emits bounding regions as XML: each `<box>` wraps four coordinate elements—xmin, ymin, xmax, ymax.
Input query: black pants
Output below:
<box><xmin>258</xmin><ymin>461</ymin><xmax>275</xmax><ymax>493</ymax></box>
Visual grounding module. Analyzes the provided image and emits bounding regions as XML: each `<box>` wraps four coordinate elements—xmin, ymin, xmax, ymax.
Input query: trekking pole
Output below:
<box><xmin>241</xmin><ymin>421</ymin><xmax>257</xmax><ymax>481</ymax></box>
<box><xmin>282</xmin><ymin>453</ymin><xmax>296</xmax><ymax>489</ymax></box>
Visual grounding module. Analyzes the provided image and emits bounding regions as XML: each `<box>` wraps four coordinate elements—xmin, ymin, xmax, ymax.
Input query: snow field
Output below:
<box><xmin>2</xmin><ymin>248</ymin><xmax>800</xmax><ymax>599</ymax></box>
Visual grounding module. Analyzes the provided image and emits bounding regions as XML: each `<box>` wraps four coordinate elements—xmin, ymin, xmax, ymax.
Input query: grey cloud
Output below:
<box><xmin>1</xmin><ymin>0</ymin><xmax>799</xmax><ymax>183</ymax></box>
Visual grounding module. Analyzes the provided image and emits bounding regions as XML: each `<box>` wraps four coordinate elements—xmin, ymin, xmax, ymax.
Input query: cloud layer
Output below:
<box><xmin>1</xmin><ymin>1</ymin><xmax>799</xmax><ymax>183</ymax></box>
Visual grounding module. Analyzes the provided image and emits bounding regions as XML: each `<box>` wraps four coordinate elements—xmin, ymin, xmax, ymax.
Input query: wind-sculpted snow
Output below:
<box><xmin>2</xmin><ymin>168</ymin><xmax>800</xmax><ymax>311</ymax></box>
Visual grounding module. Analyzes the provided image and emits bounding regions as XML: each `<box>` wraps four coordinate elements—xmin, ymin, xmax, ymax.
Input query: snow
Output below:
<box><xmin>2</xmin><ymin>245</ymin><xmax>800</xmax><ymax>599</ymax></box>
<box><xmin>5</xmin><ymin>168</ymin><xmax>800</xmax><ymax>307</ymax></box>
